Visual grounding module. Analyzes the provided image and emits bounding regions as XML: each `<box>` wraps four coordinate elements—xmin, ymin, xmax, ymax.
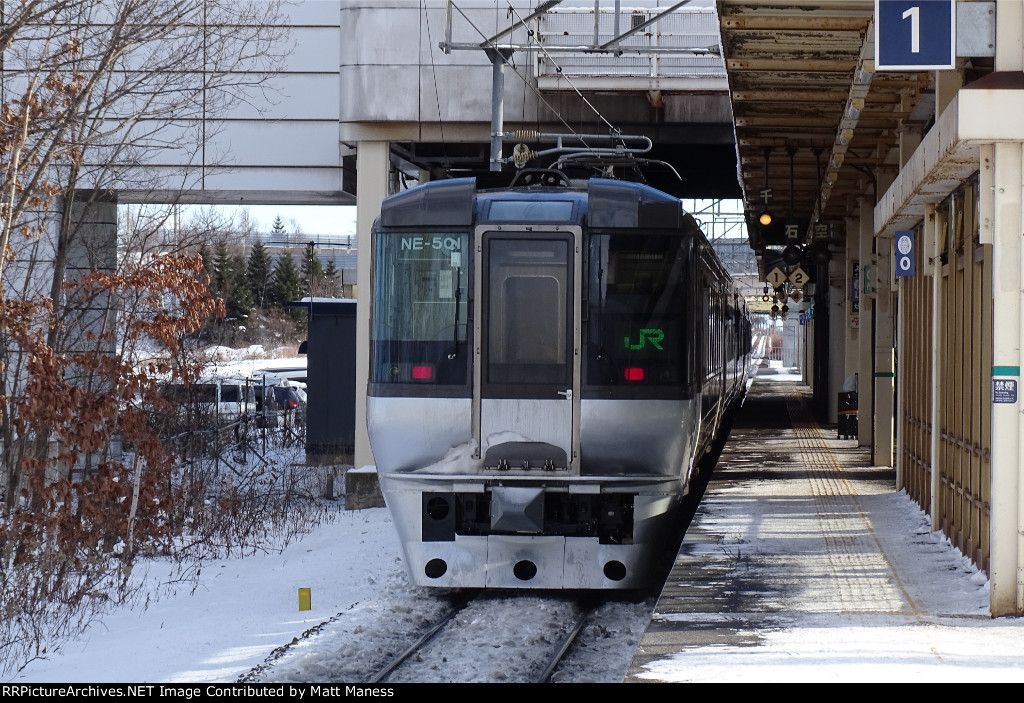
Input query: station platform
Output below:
<box><xmin>623</xmin><ymin>365</ymin><xmax>1024</xmax><ymax>682</ymax></box>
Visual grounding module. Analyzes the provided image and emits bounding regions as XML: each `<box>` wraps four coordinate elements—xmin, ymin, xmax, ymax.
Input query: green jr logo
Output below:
<box><xmin>624</xmin><ymin>329</ymin><xmax>665</xmax><ymax>351</ymax></box>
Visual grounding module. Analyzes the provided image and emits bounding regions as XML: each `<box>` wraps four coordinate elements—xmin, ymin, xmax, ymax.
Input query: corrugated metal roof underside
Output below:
<box><xmin>717</xmin><ymin>0</ymin><xmax>942</xmax><ymax>256</ymax></box>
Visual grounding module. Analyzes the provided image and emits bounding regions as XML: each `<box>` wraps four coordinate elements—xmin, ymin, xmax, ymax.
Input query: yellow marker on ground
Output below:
<box><xmin>298</xmin><ymin>588</ymin><xmax>311</xmax><ymax>611</ymax></box>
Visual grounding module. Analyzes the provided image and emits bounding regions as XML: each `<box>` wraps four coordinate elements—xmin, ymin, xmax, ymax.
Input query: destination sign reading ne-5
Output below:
<box><xmin>400</xmin><ymin>236</ymin><xmax>461</xmax><ymax>251</ymax></box>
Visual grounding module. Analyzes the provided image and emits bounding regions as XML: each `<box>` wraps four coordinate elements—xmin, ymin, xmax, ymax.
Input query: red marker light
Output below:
<box><xmin>412</xmin><ymin>365</ymin><xmax>434</xmax><ymax>380</ymax></box>
<box><xmin>624</xmin><ymin>367</ymin><xmax>645</xmax><ymax>382</ymax></box>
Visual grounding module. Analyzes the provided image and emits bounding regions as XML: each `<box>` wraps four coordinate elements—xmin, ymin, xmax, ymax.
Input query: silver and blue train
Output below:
<box><xmin>367</xmin><ymin>172</ymin><xmax>751</xmax><ymax>589</ymax></box>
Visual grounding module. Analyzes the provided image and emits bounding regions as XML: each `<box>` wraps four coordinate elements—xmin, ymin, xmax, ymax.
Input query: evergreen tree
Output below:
<box><xmin>273</xmin><ymin>251</ymin><xmax>302</xmax><ymax>310</ymax></box>
<box><xmin>228</xmin><ymin>252</ymin><xmax>253</xmax><ymax>320</ymax></box>
<box><xmin>271</xmin><ymin>215</ymin><xmax>287</xmax><ymax>238</ymax></box>
<box><xmin>211</xmin><ymin>239</ymin><xmax>231</xmax><ymax>297</ymax></box>
<box><xmin>322</xmin><ymin>259</ymin><xmax>341</xmax><ymax>298</ymax></box>
<box><xmin>209</xmin><ymin>239</ymin><xmax>252</xmax><ymax>320</ymax></box>
<box><xmin>246</xmin><ymin>240</ymin><xmax>273</xmax><ymax>309</ymax></box>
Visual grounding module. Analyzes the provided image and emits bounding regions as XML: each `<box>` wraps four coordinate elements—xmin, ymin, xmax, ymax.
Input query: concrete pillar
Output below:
<box><xmin>354</xmin><ymin>140</ymin><xmax>390</xmax><ymax>469</ymax></box>
<box><xmin>989</xmin><ymin>0</ymin><xmax>1024</xmax><ymax>618</ymax></box>
<box><xmin>782</xmin><ymin>315</ymin><xmax>800</xmax><ymax>367</ymax></box>
<box><xmin>989</xmin><ymin>140</ymin><xmax>1023</xmax><ymax>616</ymax></box>
<box><xmin>857</xmin><ymin>198</ymin><xmax>874</xmax><ymax>448</ymax></box>
<box><xmin>64</xmin><ymin>200</ymin><xmax>118</xmax><ymax>355</ymax></box>
<box><xmin>804</xmin><ymin>317</ymin><xmax>811</xmax><ymax>382</ymax></box>
<box><xmin>828</xmin><ymin>244</ymin><xmax>846</xmax><ymax>423</ymax></box>
<box><xmin>873</xmin><ymin>237</ymin><xmax>895</xmax><ymax>468</ymax></box>
<box><xmin>845</xmin><ymin>216</ymin><xmax>861</xmax><ymax>382</ymax></box>
<box><xmin>53</xmin><ymin>199</ymin><xmax>119</xmax><ymax>485</ymax></box>
<box><xmin>872</xmin><ymin>168</ymin><xmax>897</xmax><ymax>467</ymax></box>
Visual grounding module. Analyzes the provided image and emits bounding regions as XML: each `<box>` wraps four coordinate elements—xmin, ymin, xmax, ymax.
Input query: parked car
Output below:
<box><xmin>157</xmin><ymin>379</ymin><xmax>256</xmax><ymax>425</ymax></box>
<box><xmin>253</xmin><ymin>381</ymin><xmax>307</xmax><ymax>428</ymax></box>
<box><xmin>272</xmin><ymin>383</ymin><xmax>307</xmax><ymax>426</ymax></box>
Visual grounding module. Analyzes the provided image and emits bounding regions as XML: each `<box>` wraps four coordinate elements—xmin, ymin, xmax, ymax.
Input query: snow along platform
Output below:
<box><xmin>623</xmin><ymin>367</ymin><xmax>1021</xmax><ymax>683</ymax></box>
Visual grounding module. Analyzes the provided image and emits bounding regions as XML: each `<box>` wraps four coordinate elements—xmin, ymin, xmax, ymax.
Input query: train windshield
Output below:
<box><xmin>372</xmin><ymin>232</ymin><xmax>469</xmax><ymax>387</ymax></box>
<box><xmin>483</xmin><ymin>236</ymin><xmax>572</xmax><ymax>391</ymax></box>
<box><xmin>586</xmin><ymin>234</ymin><xmax>692</xmax><ymax>389</ymax></box>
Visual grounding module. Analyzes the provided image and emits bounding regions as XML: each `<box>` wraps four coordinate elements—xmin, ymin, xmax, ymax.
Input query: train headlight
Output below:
<box><xmin>758</xmin><ymin>210</ymin><xmax>773</xmax><ymax>227</ymax></box>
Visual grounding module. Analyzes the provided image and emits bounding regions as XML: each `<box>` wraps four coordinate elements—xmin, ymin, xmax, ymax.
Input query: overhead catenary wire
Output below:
<box><xmin>447</xmin><ymin>2</ymin><xmax>596</xmax><ymax>140</ymax></box>
<box><xmin>500</xmin><ymin>0</ymin><xmax>624</xmax><ymax>143</ymax></box>
<box><xmin>443</xmin><ymin>0</ymin><xmax>627</xmax><ymax>162</ymax></box>
<box><xmin>422</xmin><ymin>1</ymin><xmax>450</xmax><ymax>173</ymax></box>
<box><xmin>498</xmin><ymin>1</ymin><xmax>706</xmax><ymax>183</ymax></box>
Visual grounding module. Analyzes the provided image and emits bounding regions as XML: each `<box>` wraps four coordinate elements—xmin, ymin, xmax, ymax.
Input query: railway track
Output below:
<box><xmin>365</xmin><ymin>595</ymin><xmax>474</xmax><ymax>684</ymax></box>
<box><xmin>369</xmin><ymin>593</ymin><xmax>598</xmax><ymax>684</ymax></box>
<box><xmin>248</xmin><ymin>590</ymin><xmax>650</xmax><ymax>684</ymax></box>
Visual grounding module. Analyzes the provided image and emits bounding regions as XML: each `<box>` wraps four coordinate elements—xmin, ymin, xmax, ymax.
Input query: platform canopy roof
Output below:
<box><xmin>717</xmin><ymin>0</ymin><xmax>989</xmax><ymax>263</ymax></box>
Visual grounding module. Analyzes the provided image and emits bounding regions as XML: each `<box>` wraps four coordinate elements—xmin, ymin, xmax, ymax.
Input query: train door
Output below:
<box><xmin>474</xmin><ymin>227</ymin><xmax>581</xmax><ymax>473</ymax></box>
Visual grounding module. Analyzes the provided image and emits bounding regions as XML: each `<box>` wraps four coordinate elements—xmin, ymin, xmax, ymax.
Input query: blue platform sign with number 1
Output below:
<box><xmin>875</xmin><ymin>0</ymin><xmax>955</xmax><ymax>70</ymax></box>
<box><xmin>895</xmin><ymin>230</ymin><xmax>915</xmax><ymax>277</ymax></box>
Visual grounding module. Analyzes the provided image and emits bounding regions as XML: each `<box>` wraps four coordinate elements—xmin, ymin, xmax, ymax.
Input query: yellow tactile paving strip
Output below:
<box><xmin>784</xmin><ymin>391</ymin><xmax>924</xmax><ymax>617</ymax></box>
<box><xmin>625</xmin><ymin>375</ymin><xmax>930</xmax><ymax>671</ymax></box>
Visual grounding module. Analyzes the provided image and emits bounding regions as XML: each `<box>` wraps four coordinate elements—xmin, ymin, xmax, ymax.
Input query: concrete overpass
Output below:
<box><xmin>339</xmin><ymin>0</ymin><xmax>739</xmax><ymax>198</ymax></box>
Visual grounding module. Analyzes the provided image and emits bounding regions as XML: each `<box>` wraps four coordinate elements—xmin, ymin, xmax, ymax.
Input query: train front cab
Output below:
<box><xmin>368</xmin><ymin>177</ymin><xmax>710</xmax><ymax>589</ymax></box>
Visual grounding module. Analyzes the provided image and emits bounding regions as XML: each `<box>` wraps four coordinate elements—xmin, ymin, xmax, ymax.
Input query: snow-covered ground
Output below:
<box><xmin>10</xmin><ymin>367</ymin><xmax>1024</xmax><ymax>684</ymax></box>
<box><xmin>14</xmin><ymin>466</ymin><xmax>1024</xmax><ymax>684</ymax></box>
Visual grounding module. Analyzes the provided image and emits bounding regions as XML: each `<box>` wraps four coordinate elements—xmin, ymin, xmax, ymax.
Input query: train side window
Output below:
<box><xmin>371</xmin><ymin>232</ymin><xmax>470</xmax><ymax>387</ymax></box>
<box><xmin>586</xmin><ymin>234</ymin><xmax>691</xmax><ymax>391</ymax></box>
